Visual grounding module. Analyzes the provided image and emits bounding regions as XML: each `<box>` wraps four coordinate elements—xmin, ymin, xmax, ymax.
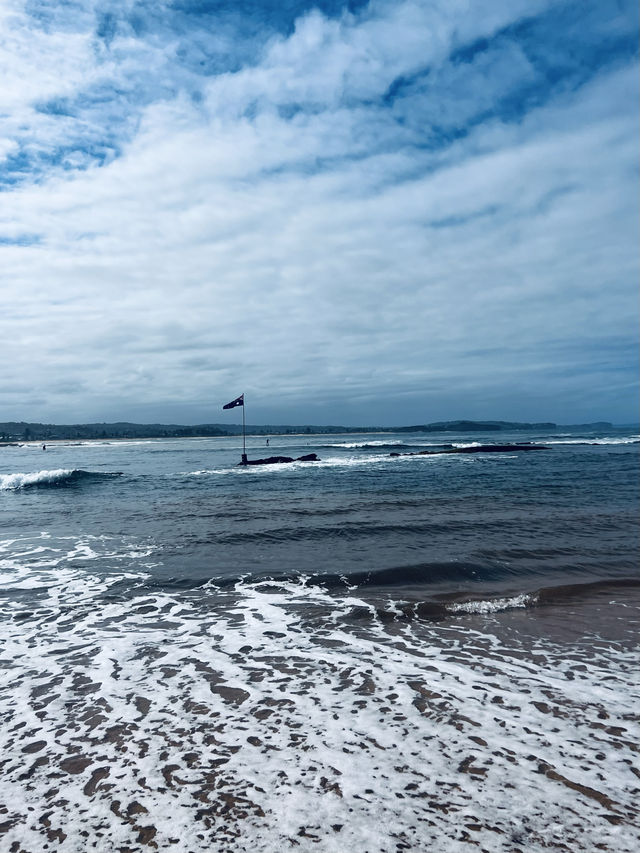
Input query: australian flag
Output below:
<box><xmin>223</xmin><ymin>394</ymin><xmax>244</xmax><ymax>410</ymax></box>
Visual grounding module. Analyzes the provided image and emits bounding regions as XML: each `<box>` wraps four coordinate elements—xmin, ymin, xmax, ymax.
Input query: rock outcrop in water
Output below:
<box><xmin>239</xmin><ymin>453</ymin><xmax>320</xmax><ymax>466</ymax></box>
<box><xmin>390</xmin><ymin>444</ymin><xmax>550</xmax><ymax>457</ymax></box>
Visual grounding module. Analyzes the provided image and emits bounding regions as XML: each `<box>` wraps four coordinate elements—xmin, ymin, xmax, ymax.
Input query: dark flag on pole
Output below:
<box><xmin>223</xmin><ymin>394</ymin><xmax>244</xmax><ymax>410</ymax></box>
<box><xmin>223</xmin><ymin>393</ymin><xmax>247</xmax><ymax>463</ymax></box>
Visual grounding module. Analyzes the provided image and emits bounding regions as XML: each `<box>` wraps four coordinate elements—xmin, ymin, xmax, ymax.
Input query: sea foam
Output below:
<box><xmin>1</xmin><ymin>568</ymin><xmax>638</xmax><ymax>853</ymax></box>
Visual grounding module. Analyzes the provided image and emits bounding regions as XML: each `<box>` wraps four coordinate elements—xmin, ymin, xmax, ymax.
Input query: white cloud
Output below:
<box><xmin>0</xmin><ymin>0</ymin><xmax>638</xmax><ymax>424</ymax></box>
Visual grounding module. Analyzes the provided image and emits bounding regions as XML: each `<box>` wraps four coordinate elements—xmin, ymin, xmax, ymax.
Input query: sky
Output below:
<box><xmin>1</xmin><ymin>0</ymin><xmax>638</xmax><ymax>427</ymax></box>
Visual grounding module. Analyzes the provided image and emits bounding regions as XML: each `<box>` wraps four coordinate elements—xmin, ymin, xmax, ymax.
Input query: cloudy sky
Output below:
<box><xmin>1</xmin><ymin>0</ymin><xmax>638</xmax><ymax>426</ymax></box>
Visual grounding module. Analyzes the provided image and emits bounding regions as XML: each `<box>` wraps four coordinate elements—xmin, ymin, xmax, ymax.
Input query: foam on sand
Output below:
<box><xmin>0</xmin><ymin>561</ymin><xmax>638</xmax><ymax>852</ymax></box>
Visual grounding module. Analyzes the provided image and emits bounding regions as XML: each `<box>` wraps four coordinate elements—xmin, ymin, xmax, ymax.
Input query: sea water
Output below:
<box><xmin>1</xmin><ymin>427</ymin><xmax>639</xmax><ymax>852</ymax></box>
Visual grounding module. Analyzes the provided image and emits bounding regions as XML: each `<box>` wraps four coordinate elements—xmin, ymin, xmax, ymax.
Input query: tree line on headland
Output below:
<box><xmin>1</xmin><ymin>419</ymin><xmax>612</xmax><ymax>443</ymax></box>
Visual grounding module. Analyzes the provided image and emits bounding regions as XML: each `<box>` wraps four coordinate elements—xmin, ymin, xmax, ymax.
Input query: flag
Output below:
<box><xmin>223</xmin><ymin>394</ymin><xmax>244</xmax><ymax>410</ymax></box>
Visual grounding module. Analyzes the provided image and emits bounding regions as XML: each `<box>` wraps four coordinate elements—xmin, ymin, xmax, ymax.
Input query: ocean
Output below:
<box><xmin>1</xmin><ymin>426</ymin><xmax>639</xmax><ymax>852</ymax></box>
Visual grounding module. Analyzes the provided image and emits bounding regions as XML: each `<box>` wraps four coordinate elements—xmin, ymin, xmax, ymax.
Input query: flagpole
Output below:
<box><xmin>241</xmin><ymin>393</ymin><xmax>247</xmax><ymax>465</ymax></box>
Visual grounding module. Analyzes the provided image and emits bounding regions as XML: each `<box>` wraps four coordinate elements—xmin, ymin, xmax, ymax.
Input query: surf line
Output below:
<box><xmin>222</xmin><ymin>393</ymin><xmax>319</xmax><ymax>466</ymax></box>
<box><xmin>389</xmin><ymin>444</ymin><xmax>550</xmax><ymax>457</ymax></box>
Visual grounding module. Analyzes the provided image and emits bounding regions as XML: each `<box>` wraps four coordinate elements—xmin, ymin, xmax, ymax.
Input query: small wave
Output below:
<box><xmin>323</xmin><ymin>440</ymin><xmax>408</xmax><ymax>449</ymax></box>
<box><xmin>0</xmin><ymin>469</ymin><xmax>122</xmax><ymax>490</ymax></box>
<box><xmin>320</xmin><ymin>441</ymin><xmax>457</xmax><ymax>451</ymax></box>
<box><xmin>441</xmin><ymin>578</ymin><xmax>640</xmax><ymax>616</ymax></box>
<box><xmin>342</xmin><ymin>592</ymin><xmax>538</xmax><ymax>623</ymax></box>
<box><xmin>544</xmin><ymin>437</ymin><xmax>639</xmax><ymax>446</ymax></box>
<box><xmin>446</xmin><ymin>593</ymin><xmax>537</xmax><ymax>614</ymax></box>
<box><xmin>150</xmin><ymin>561</ymin><xmax>511</xmax><ymax>593</ymax></box>
<box><xmin>57</xmin><ymin>439</ymin><xmax>157</xmax><ymax>448</ymax></box>
<box><xmin>537</xmin><ymin>577</ymin><xmax>640</xmax><ymax>604</ymax></box>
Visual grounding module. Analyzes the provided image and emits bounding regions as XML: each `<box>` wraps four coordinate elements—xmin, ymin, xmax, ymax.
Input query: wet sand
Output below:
<box><xmin>1</xmin><ymin>576</ymin><xmax>639</xmax><ymax>852</ymax></box>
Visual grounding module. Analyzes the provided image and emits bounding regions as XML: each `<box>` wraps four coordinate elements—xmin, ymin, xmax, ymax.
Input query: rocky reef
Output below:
<box><xmin>239</xmin><ymin>453</ymin><xmax>320</xmax><ymax>466</ymax></box>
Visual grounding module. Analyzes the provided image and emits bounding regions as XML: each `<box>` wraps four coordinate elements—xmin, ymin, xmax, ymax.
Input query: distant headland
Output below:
<box><xmin>0</xmin><ymin>419</ymin><xmax>614</xmax><ymax>443</ymax></box>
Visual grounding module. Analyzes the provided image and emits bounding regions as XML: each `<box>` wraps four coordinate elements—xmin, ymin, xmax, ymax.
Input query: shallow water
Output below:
<box><xmin>1</xmin><ymin>426</ymin><xmax>639</xmax><ymax>851</ymax></box>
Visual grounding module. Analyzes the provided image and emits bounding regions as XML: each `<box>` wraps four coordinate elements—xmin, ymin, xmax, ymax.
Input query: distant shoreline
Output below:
<box><xmin>1</xmin><ymin>419</ymin><xmax>624</xmax><ymax>444</ymax></box>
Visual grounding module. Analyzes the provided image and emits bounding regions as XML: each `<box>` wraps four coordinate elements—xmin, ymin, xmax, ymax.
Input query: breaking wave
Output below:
<box><xmin>0</xmin><ymin>469</ymin><xmax>122</xmax><ymax>490</ymax></box>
